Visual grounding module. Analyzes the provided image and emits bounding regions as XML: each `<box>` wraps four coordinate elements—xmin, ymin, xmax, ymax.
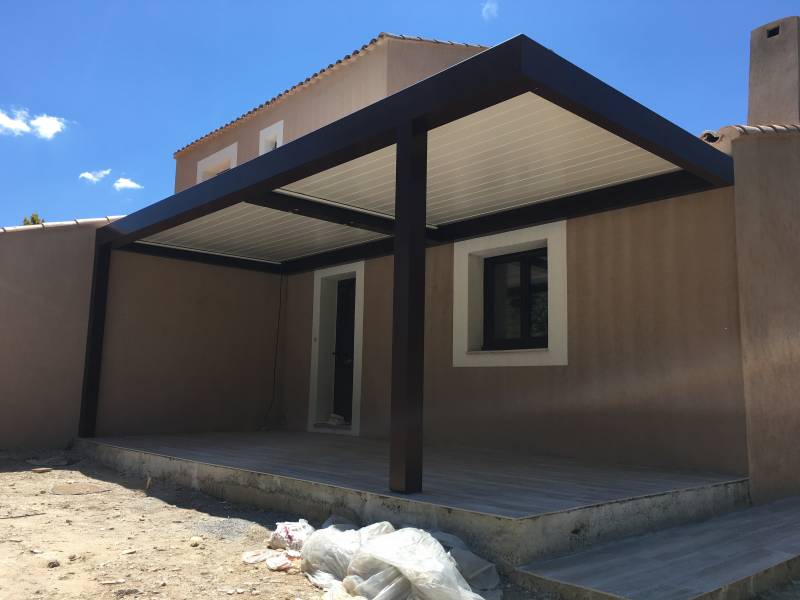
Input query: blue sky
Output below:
<box><xmin>0</xmin><ymin>1</ymin><xmax>795</xmax><ymax>226</ymax></box>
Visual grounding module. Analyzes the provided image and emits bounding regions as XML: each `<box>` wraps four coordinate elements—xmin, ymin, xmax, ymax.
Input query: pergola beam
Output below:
<box><xmin>119</xmin><ymin>242</ymin><xmax>283</xmax><ymax>273</ymax></box>
<box><xmin>282</xmin><ymin>238</ymin><xmax>395</xmax><ymax>273</ymax></box>
<box><xmin>279</xmin><ymin>170</ymin><xmax>715</xmax><ymax>274</ymax></box>
<box><xmin>246</xmin><ymin>191</ymin><xmax>396</xmax><ymax>236</ymax></box>
<box><xmin>434</xmin><ymin>170</ymin><xmax>713</xmax><ymax>242</ymax></box>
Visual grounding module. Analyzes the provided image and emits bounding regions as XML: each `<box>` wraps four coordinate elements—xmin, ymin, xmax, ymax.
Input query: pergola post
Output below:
<box><xmin>78</xmin><ymin>239</ymin><xmax>112</xmax><ymax>437</ymax></box>
<box><xmin>389</xmin><ymin>120</ymin><xmax>428</xmax><ymax>493</ymax></box>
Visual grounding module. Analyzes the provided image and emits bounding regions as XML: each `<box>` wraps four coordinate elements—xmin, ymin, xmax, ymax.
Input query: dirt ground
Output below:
<box><xmin>0</xmin><ymin>451</ymin><xmax>537</xmax><ymax>600</ymax></box>
<box><xmin>0</xmin><ymin>451</ymin><xmax>322</xmax><ymax>600</ymax></box>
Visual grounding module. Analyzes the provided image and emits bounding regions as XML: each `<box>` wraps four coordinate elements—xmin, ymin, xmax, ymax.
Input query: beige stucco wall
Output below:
<box><xmin>173</xmin><ymin>41</ymin><xmax>390</xmax><ymax>193</ymax></box>
<box><xmin>279</xmin><ymin>188</ymin><xmax>748</xmax><ymax>474</ymax></box>
<box><xmin>95</xmin><ymin>251</ymin><xmax>281</xmax><ymax>436</ymax></box>
<box><xmin>384</xmin><ymin>37</ymin><xmax>482</xmax><ymax>95</ymax></box>
<box><xmin>0</xmin><ymin>224</ymin><xmax>98</xmax><ymax>448</ymax></box>
<box><xmin>273</xmin><ymin>271</ymin><xmax>314</xmax><ymax>430</ymax></box>
<box><xmin>173</xmin><ymin>38</ymin><xmax>483</xmax><ymax>194</ymax></box>
<box><xmin>733</xmin><ymin>133</ymin><xmax>800</xmax><ymax>502</ymax></box>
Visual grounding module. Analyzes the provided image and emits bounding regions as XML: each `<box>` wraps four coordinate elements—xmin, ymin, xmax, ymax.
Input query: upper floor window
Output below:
<box><xmin>259</xmin><ymin>121</ymin><xmax>284</xmax><ymax>156</ymax></box>
<box><xmin>196</xmin><ymin>143</ymin><xmax>237</xmax><ymax>184</ymax></box>
<box><xmin>483</xmin><ymin>248</ymin><xmax>548</xmax><ymax>350</ymax></box>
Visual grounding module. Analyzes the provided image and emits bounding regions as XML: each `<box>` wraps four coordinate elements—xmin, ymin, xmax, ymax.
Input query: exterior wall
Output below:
<box><xmin>173</xmin><ymin>42</ymin><xmax>390</xmax><ymax>193</ymax></box>
<box><xmin>0</xmin><ymin>224</ymin><xmax>98</xmax><ymax>449</ymax></box>
<box><xmin>95</xmin><ymin>251</ymin><xmax>281</xmax><ymax>436</ymax></box>
<box><xmin>747</xmin><ymin>16</ymin><xmax>800</xmax><ymax>125</ymax></box>
<box><xmin>280</xmin><ymin>188</ymin><xmax>748</xmax><ymax>474</ymax></box>
<box><xmin>384</xmin><ymin>38</ymin><xmax>482</xmax><ymax>95</ymax></box>
<box><xmin>275</xmin><ymin>271</ymin><xmax>314</xmax><ymax>430</ymax></box>
<box><xmin>173</xmin><ymin>39</ymin><xmax>483</xmax><ymax>194</ymax></box>
<box><xmin>733</xmin><ymin>133</ymin><xmax>800</xmax><ymax>502</ymax></box>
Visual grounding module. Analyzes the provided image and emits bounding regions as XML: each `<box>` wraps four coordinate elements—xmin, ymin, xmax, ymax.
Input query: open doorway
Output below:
<box><xmin>308</xmin><ymin>261</ymin><xmax>364</xmax><ymax>435</ymax></box>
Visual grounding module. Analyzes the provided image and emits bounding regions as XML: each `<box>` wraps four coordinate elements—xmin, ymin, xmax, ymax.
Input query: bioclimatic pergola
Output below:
<box><xmin>79</xmin><ymin>34</ymin><xmax>733</xmax><ymax>494</ymax></box>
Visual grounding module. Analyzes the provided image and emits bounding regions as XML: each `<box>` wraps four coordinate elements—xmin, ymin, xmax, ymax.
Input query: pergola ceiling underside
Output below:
<box><xmin>281</xmin><ymin>92</ymin><xmax>679</xmax><ymax>224</ymax></box>
<box><xmin>143</xmin><ymin>92</ymin><xmax>680</xmax><ymax>263</ymax></box>
<box><xmin>143</xmin><ymin>203</ymin><xmax>386</xmax><ymax>263</ymax></box>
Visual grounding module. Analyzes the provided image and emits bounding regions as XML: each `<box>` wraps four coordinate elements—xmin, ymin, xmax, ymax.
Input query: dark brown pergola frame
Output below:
<box><xmin>78</xmin><ymin>34</ymin><xmax>733</xmax><ymax>494</ymax></box>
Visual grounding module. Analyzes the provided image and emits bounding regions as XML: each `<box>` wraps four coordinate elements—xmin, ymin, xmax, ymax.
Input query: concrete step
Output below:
<box><xmin>514</xmin><ymin>497</ymin><xmax>800</xmax><ymax>599</ymax></box>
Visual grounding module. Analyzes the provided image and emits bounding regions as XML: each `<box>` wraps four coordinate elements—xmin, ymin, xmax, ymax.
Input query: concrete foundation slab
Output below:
<box><xmin>76</xmin><ymin>432</ymin><xmax>749</xmax><ymax>570</ymax></box>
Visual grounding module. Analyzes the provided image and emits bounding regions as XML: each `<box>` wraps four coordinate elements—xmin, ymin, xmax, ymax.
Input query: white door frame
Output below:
<box><xmin>307</xmin><ymin>261</ymin><xmax>364</xmax><ymax>436</ymax></box>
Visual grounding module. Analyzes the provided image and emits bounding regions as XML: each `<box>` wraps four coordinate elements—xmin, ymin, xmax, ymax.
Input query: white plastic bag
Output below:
<box><xmin>302</xmin><ymin>527</ymin><xmax>361</xmax><ymax>587</ymax></box>
<box><xmin>324</xmin><ymin>581</ymin><xmax>368</xmax><ymax>600</ymax></box>
<box><xmin>302</xmin><ymin>522</ymin><xmax>395</xmax><ymax>588</ymax></box>
<box><xmin>342</xmin><ymin>575</ymin><xmax>365</xmax><ymax>594</ymax></box>
<box><xmin>270</xmin><ymin>519</ymin><xmax>315</xmax><ymax>551</ymax></box>
<box><xmin>354</xmin><ymin>528</ymin><xmax>484</xmax><ymax>600</ymax></box>
<box><xmin>353</xmin><ymin>566</ymin><xmax>409</xmax><ymax>599</ymax></box>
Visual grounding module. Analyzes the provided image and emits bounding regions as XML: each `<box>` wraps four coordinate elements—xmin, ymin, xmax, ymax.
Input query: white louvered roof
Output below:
<box><xmin>143</xmin><ymin>203</ymin><xmax>386</xmax><ymax>263</ymax></box>
<box><xmin>143</xmin><ymin>92</ymin><xmax>679</xmax><ymax>263</ymax></box>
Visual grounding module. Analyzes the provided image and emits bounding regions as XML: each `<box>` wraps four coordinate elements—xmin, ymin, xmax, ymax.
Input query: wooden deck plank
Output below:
<box><xmin>520</xmin><ymin>497</ymin><xmax>800</xmax><ymax>599</ymax></box>
<box><xmin>93</xmin><ymin>431</ymin><xmax>741</xmax><ymax>519</ymax></box>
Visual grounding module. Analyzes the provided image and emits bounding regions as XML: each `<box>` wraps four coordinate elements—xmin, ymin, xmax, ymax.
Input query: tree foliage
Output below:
<box><xmin>22</xmin><ymin>213</ymin><xmax>44</xmax><ymax>225</ymax></box>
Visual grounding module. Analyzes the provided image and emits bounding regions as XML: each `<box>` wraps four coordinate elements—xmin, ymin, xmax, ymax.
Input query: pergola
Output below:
<box><xmin>79</xmin><ymin>34</ymin><xmax>733</xmax><ymax>493</ymax></box>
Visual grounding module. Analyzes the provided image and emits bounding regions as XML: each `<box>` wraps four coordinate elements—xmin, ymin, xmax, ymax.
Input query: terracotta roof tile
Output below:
<box><xmin>173</xmin><ymin>33</ymin><xmax>486</xmax><ymax>157</ymax></box>
<box><xmin>700</xmin><ymin>123</ymin><xmax>800</xmax><ymax>155</ymax></box>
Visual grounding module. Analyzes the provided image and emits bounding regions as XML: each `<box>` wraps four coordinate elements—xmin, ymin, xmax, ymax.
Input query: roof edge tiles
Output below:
<box><xmin>0</xmin><ymin>216</ymin><xmax>124</xmax><ymax>234</ymax></box>
<box><xmin>173</xmin><ymin>32</ymin><xmax>487</xmax><ymax>158</ymax></box>
<box><xmin>701</xmin><ymin>123</ymin><xmax>800</xmax><ymax>155</ymax></box>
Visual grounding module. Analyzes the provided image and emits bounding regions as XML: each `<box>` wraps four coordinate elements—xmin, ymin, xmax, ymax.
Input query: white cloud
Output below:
<box><xmin>0</xmin><ymin>108</ymin><xmax>66</xmax><ymax>139</ymax></box>
<box><xmin>481</xmin><ymin>0</ymin><xmax>498</xmax><ymax>20</ymax></box>
<box><xmin>30</xmin><ymin>114</ymin><xmax>66</xmax><ymax>139</ymax></box>
<box><xmin>79</xmin><ymin>168</ymin><xmax>112</xmax><ymax>184</ymax></box>
<box><xmin>0</xmin><ymin>109</ymin><xmax>32</xmax><ymax>136</ymax></box>
<box><xmin>113</xmin><ymin>177</ymin><xmax>143</xmax><ymax>191</ymax></box>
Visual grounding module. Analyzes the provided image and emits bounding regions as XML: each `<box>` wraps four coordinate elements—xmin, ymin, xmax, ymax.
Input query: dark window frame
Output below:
<box><xmin>483</xmin><ymin>246</ymin><xmax>548</xmax><ymax>351</ymax></box>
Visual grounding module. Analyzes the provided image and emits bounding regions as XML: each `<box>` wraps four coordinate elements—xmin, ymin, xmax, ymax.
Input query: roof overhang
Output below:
<box><xmin>100</xmin><ymin>34</ymin><xmax>733</xmax><ymax>273</ymax></box>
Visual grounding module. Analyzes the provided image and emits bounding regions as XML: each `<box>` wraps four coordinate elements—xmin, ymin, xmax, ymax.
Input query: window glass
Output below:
<box><xmin>492</xmin><ymin>261</ymin><xmax>521</xmax><ymax>341</ymax></box>
<box><xmin>484</xmin><ymin>248</ymin><xmax>547</xmax><ymax>350</ymax></box>
<box><xmin>529</xmin><ymin>258</ymin><xmax>548</xmax><ymax>339</ymax></box>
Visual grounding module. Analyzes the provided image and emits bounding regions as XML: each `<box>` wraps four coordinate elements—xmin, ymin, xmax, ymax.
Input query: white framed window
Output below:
<box><xmin>452</xmin><ymin>220</ymin><xmax>567</xmax><ymax>367</ymax></box>
<box><xmin>196</xmin><ymin>142</ymin><xmax>238</xmax><ymax>184</ymax></box>
<box><xmin>259</xmin><ymin>121</ymin><xmax>284</xmax><ymax>156</ymax></box>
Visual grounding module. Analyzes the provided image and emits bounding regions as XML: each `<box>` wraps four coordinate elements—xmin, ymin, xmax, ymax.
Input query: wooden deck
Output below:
<box><xmin>92</xmin><ymin>431</ymin><xmax>741</xmax><ymax>519</ymax></box>
<box><xmin>518</xmin><ymin>497</ymin><xmax>800</xmax><ymax>599</ymax></box>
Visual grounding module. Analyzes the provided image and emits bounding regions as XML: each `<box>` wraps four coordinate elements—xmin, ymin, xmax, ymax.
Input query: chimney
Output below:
<box><xmin>748</xmin><ymin>16</ymin><xmax>800</xmax><ymax>125</ymax></box>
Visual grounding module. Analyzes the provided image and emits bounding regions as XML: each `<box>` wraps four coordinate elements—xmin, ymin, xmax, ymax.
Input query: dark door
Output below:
<box><xmin>332</xmin><ymin>277</ymin><xmax>356</xmax><ymax>423</ymax></box>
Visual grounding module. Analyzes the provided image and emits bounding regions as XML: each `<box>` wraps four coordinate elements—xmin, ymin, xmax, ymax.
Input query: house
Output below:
<box><xmin>4</xmin><ymin>19</ymin><xmax>800</xmax><ymax>596</ymax></box>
